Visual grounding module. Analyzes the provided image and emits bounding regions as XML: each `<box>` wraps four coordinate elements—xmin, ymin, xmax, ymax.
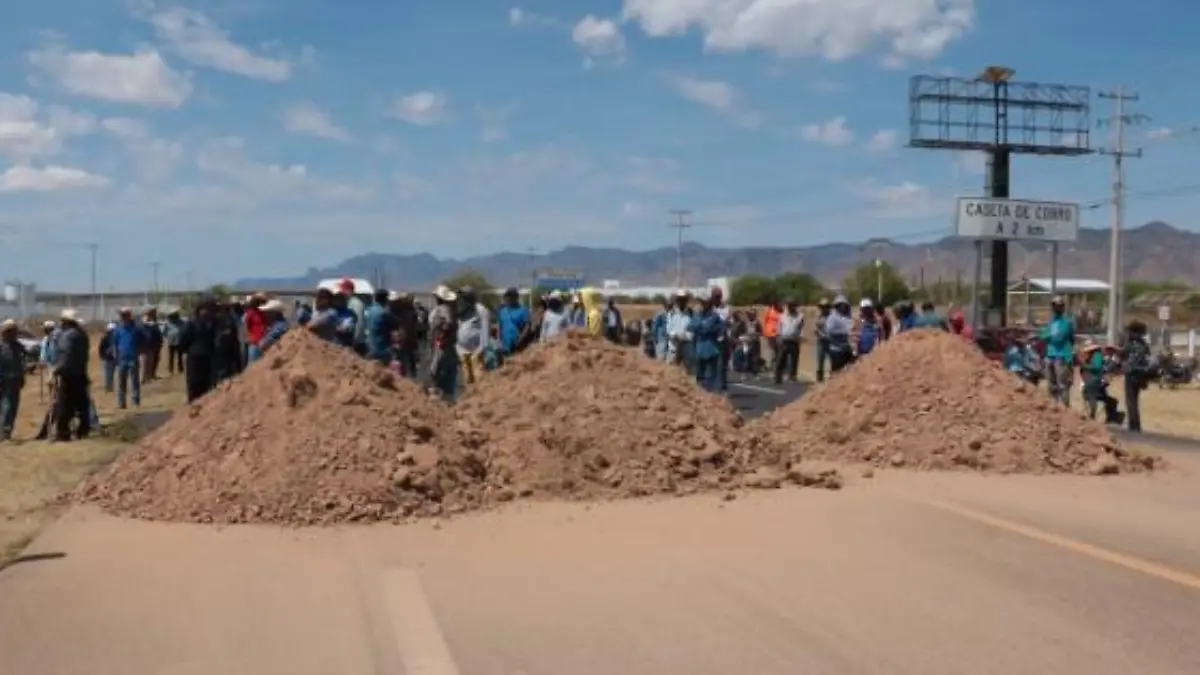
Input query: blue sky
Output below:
<box><xmin>0</xmin><ymin>0</ymin><xmax>1198</xmax><ymax>290</ymax></box>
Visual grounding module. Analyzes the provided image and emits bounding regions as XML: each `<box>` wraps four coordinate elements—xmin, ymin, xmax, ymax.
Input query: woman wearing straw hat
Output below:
<box><xmin>1079</xmin><ymin>340</ymin><xmax>1122</xmax><ymax>424</ymax></box>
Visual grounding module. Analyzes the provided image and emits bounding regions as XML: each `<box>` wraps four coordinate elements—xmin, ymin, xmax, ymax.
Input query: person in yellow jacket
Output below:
<box><xmin>580</xmin><ymin>287</ymin><xmax>605</xmax><ymax>337</ymax></box>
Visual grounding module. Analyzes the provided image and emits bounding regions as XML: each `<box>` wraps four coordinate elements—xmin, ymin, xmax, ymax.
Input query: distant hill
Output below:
<box><xmin>235</xmin><ymin>221</ymin><xmax>1199</xmax><ymax>290</ymax></box>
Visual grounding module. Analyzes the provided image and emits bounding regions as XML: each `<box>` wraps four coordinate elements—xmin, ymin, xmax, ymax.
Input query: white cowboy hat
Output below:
<box><xmin>42</xmin><ymin>320</ymin><xmax>55</xmax><ymax>329</ymax></box>
<box><xmin>60</xmin><ymin>308</ymin><xmax>80</xmax><ymax>322</ymax></box>
<box><xmin>859</xmin><ymin>298</ymin><xmax>873</xmax><ymax>309</ymax></box>
<box><xmin>0</xmin><ymin>318</ymin><xmax>16</xmax><ymax>330</ymax></box>
<box><xmin>261</xmin><ymin>299</ymin><xmax>285</xmax><ymax>313</ymax></box>
<box><xmin>434</xmin><ymin>285</ymin><xmax>457</xmax><ymax>302</ymax></box>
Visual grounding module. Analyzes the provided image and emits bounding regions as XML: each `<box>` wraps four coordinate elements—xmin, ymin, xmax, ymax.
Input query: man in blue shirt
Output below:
<box><xmin>112</xmin><ymin>307</ymin><xmax>146</xmax><ymax>409</ymax></box>
<box><xmin>1039</xmin><ymin>296</ymin><xmax>1076</xmax><ymax>406</ymax></box>
<box><xmin>496</xmin><ymin>287</ymin><xmax>531</xmax><ymax>355</ymax></box>
<box><xmin>365</xmin><ymin>289</ymin><xmax>398</xmax><ymax>365</ymax></box>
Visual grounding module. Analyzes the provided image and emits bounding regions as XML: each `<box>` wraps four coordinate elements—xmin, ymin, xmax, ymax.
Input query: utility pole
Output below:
<box><xmin>86</xmin><ymin>242</ymin><xmax>99</xmax><ymax>321</ymax></box>
<box><xmin>1098</xmin><ymin>86</ymin><xmax>1147</xmax><ymax>344</ymax></box>
<box><xmin>668</xmin><ymin>209</ymin><xmax>692</xmax><ymax>289</ymax></box>
<box><xmin>151</xmin><ymin>261</ymin><xmax>161</xmax><ymax>301</ymax></box>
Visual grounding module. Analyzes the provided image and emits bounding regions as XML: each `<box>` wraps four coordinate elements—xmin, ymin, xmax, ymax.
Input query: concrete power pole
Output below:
<box><xmin>668</xmin><ymin>209</ymin><xmax>692</xmax><ymax>289</ymax></box>
<box><xmin>86</xmin><ymin>242</ymin><xmax>99</xmax><ymax>321</ymax></box>
<box><xmin>1098</xmin><ymin>87</ymin><xmax>1147</xmax><ymax>344</ymax></box>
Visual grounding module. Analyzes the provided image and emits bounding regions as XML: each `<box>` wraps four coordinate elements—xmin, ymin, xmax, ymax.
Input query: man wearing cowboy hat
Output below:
<box><xmin>428</xmin><ymin>285</ymin><xmax>460</xmax><ymax>400</ymax></box>
<box><xmin>0</xmin><ymin>319</ymin><xmax>26</xmax><ymax>441</ymax></box>
<box><xmin>51</xmin><ymin>309</ymin><xmax>91</xmax><ymax>441</ymax></box>
<box><xmin>112</xmin><ymin>307</ymin><xmax>146</xmax><ymax>409</ymax></box>
<box><xmin>813</xmin><ymin>298</ymin><xmax>832</xmax><ymax>382</ymax></box>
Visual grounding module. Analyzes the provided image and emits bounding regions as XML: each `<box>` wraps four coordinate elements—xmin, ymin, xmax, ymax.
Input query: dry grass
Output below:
<box><xmin>0</xmin><ymin>356</ymin><xmax>187</xmax><ymax>565</ymax></box>
<box><xmin>1135</xmin><ymin>382</ymin><xmax>1200</xmax><ymax>440</ymax></box>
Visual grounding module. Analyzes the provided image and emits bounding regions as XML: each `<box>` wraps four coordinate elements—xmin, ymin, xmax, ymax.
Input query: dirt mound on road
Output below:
<box><xmin>456</xmin><ymin>333</ymin><xmax>841</xmax><ymax>499</ymax></box>
<box><xmin>78</xmin><ymin>330</ymin><xmax>489</xmax><ymax>525</ymax></box>
<box><xmin>758</xmin><ymin>329</ymin><xmax>1158</xmax><ymax>475</ymax></box>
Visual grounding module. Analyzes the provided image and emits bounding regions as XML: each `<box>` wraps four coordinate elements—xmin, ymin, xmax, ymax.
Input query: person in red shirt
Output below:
<box><xmin>244</xmin><ymin>293</ymin><xmax>268</xmax><ymax>363</ymax></box>
<box><xmin>948</xmin><ymin>310</ymin><xmax>974</xmax><ymax>341</ymax></box>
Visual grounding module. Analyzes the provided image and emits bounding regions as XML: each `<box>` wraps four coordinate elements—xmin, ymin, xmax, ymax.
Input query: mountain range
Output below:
<box><xmin>236</xmin><ymin>221</ymin><xmax>1199</xmax><ymax>291</ymax></box>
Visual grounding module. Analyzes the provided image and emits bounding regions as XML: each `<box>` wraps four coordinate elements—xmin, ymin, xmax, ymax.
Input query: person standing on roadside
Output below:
<box><xmin>689</xmin><ymin>297</ymin><xmax>725</xmax><ymax>392</ymax></box>
<box><xmin>390</xmin><ymin>292</ymin><xmax>421</xmax><ymax>377</ymax></box>
<box><xmin>113</xmin><ymin>308</ymin><xmax>145</xmax><ymax>409</ymax></box>
<box><xmin>540</xmin><ymin>292</ymin><xmax>570</xmax><ymax>343</ymax></box>
<box><xmin>307</xmin><ymin>288</ymin><xmax>339</xmax><ymax>342</ymax></box>
<box><xmin>0</xmin><ymin>319</ymin><xmax>25</xmax><ymax>441</ymax></box>
<box><xmin>813</xmin><ymin>298</ymin><xmax>832</xmax><ymax>382</ymax></box>
<box><xmin>140</xmin><ymin>307</ymin><xmax>163</xmax><ymax>382</ymax></box>
<box><xmin>665</xmin><ymin>290</ymin><xmax>693</xmax><ymax>366</ymax></box>
<box><xmin>497</xmin><ymin>287</ymin><xmax>531</xmax><ymax>356</ymax></box>
<box><xmin>1040</xmin><ymin>296</ymin><xmax>1076</xmax><ymax>406</ymax></box>
<box><xmin>824</xmin><ymin>296</ymin><xmax>855</xmax><ymax>375</ymax></box>
<box><xmin>1121</xmin><ymin>320</ymin><xmax>1152</xmax><ymax>433</ymax></box>
<box><xmin>98</xmin><ymin>322</ymin><xmax>117</xmax><ymax>393</ymax></box>
<box><xmin>179</xmin><ymin>298</ymin><xmax>219</xmax><ymax>403</ymax></box>
<box><xmin>762</xmin><ymin>300</ymin><xmax>781</xmax><ymax>372</ymax></box>
<box><xmin>243</xmin><ymin>294</ymin><xmax>267</xmax><ymax>364</ymax></box>
<box><xmin>164</xmin><ymin>310</ymin><xmax>185</xmax><ymax>375</ymax></box>
<box><xmin>428</xmin><ymin>285</ymin><xmax>461</xmax><ymax>401</ymax></box>
<box><xmin>774</xmin><ymin>299</ymin><xmax>804</xmax><ymax>384</ymax></box>
<box><xmin>855</xmin><ymin>299</ymin><xmax>881</xmax><ymax>358</ymax></box>
<box><xmin>364</xmin><ymin>289</ymin><xmax>398</xmax><ymax>366</ymax></box>
<box><xmin>338</xmin><ymin>279</ymin><xmax>368</xmax><ymax>356</ymax></box>
<box><xmin>710</xmin><ymin>287</ymin><xmax>731</xmax><ymax>391</ymax></box>
<box><xmin>651</xmin><ymin>298</ymin><xmax>670</xmax><ymax>361</ymax></box>
<box><xmin>51</xmin><ymin>309</ymin><xmax>90</xmax><ymax>442</ymax></box>
<box><xmin>257</xmin><ymin>300</ymin><xmax>291</xmax><ymax>354</ymax></box>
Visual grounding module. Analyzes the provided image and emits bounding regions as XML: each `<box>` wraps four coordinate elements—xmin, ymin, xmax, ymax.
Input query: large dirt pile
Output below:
<box><xmin>455</xmin><ymin>333</ymin><xmax>840</xmax><ymax>499</ymax></box>
<box><xmin>759</xmin><ymin>330</ymin><xmax>1157</xmax><ymax>475</ymax></box>
<box><xmin>78</xmin><ymin>331</ymin><xmax>488</xmax><ymax>525</ymax></box>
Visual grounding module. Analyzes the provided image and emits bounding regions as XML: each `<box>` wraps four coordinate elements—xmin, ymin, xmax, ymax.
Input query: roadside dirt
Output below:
<box><xmin>79</xmin><ymin>331</ymin><xmax>840</xmax><ymax>526</ymax></box>
<box><xmin>759</xmin><ymin>329</ymin><xmax>1159</xmax><ymax>475</ymax></box>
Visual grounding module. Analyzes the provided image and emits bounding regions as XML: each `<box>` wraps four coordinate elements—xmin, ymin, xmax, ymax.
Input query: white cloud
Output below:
<box><xmin>146</xmin><ymin>6</ymin><xmax>295</xmax><ymax>81</ymax></box>
<box><xmin>388</xmin><ymin>91</ymin><xmax>449</xmax><ymax>126</ymax></box>
<box><xmin>0</xmin><ymin>165</ymin><xmax>109</xmax><ymax>193</ymax></box>
<box><xmin>1145</xmin><ymin>127</ymin><xmax>1173</xmax><ymax>141</ymax></box>
<box><xmin>282</xmin><ymin>102</ymin><xmax>351</xmax><ymax>141</ymax></box>
<box><xmin>195</xmin><ymin>136</ymin><xmax>373</xmax><ymax>203</ymax></box>
<box><xmin>622</xmin><ymin>0</ymin><xmax>973</xmax><ymax>64</ymax></box>
<box><xmin>101</xmin><ymin>117</ymin><xmax>184</xmax><ymax>180</ymax></box>
<box><xmin>671</xmin><ymin>75</ymin><xmax>762</xmax><ymax>128</ymax></box>
<box><xmin>572</xmin><ymin>15</ymin><xmax>627</xmax><ymax>67</ymax></box>
<box><xmin>851</xmin><ymin>179</ymin><xmax>944</xmax><ymax>219</ymax></box>
<box><xmin>27</xmin><ymin>45</ymin><xmax>192</xmax><ymax>108</ymax></box>
<box><xmin>865</xmin><ymin>129</ymin><xmax>897</xmax><ymax>153</ymax></box>
<box><xmin>800</xmin><ymin>116</ymin><xmax>853</xmax><ymax>146</ymax></box>
<box><xmin>508</xmin><ymin>7</ymin><xmax>560</xmax><ymax>28</ymax></box>
<box><xmin>0</xmin><ymin>93</ymin><xmax>96</xmax><ymax>158</ymax></box>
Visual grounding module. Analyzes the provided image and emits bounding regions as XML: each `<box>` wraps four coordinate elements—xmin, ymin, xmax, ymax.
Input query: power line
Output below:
<box><xmin>1098</xmin><ymin>86</ymin><xmax>1148</xmax><ymax>343</ymax></box>
<box><xmin>668</xmin><ymin>209</ymin><xmax>692</xmax><ymax>288</ymax></box>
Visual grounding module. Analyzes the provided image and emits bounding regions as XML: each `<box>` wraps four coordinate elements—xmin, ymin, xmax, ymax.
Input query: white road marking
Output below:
<box><xmin>730</xmin><ymin>382</ymin><xmax>788</xmax><ymax>395</ymax></box>
<box><xmin>379</xmin><ymin>568</ymin><xmax>462</xmax><ymax>675</ymax></box>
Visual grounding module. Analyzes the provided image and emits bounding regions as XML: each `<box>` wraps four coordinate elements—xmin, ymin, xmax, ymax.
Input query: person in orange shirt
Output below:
<box><xmin>762</xmin><ymin>301</ymin><xmax>781</xmax><ymax>371</ymax></box>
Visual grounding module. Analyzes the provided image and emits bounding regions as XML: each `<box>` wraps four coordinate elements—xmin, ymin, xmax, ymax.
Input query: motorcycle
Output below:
<box><xmin>1153</xmin><ymin>351</ymin><xmax>1198</xmax><ymax>389</ymax></box>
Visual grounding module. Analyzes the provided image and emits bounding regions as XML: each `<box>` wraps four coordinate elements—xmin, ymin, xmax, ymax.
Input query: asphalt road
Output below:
<box><xmin>4</xmin><ymin>369</ymin><xmax>1200</xmax><ymax>675</ymax></box>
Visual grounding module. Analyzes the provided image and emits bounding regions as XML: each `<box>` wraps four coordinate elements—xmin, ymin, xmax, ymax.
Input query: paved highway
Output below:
<box><xmin>3</xmin><ymin>373</ymin><xmax>1200</xmax><ymax>675</ymax></box>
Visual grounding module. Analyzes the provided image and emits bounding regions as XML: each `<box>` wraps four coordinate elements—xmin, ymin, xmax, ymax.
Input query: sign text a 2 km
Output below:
<box><xmin>955</xmin><ymin>197</ymin><xmax>1080</xmax><ymax>243</ymax></box>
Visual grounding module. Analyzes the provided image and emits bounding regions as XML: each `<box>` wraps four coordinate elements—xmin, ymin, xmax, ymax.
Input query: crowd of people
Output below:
<box><xmin>0</xmin><ymin>279</ymin><xmax>1160</xmax><ymax>443</ymax></box>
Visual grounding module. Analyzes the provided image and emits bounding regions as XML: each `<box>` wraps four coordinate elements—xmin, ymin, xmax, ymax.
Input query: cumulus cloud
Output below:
<box><xmin>0</xmin><ymin>165</ymin><xmax>109</xmax><ymax>193</ymax></box>
<box><xmin>670</xmin><ymin>75</ymin><xmax>763</xmax><ymax>128</ymax></box>
<box><xmin>800</xmin><ymin>116</ymin><xmax>854</xmax><ymax>146</ymax></box>
<box><xmin>388</xmin><ymin>91</ymin><xmax>449</xmax><ymax>126</ymax></box>
<box><xmin>865</xmin><ymin>129</ymin><xmax>897</xmax><ymax>153</ymax></box>
<box><xmin>283</xmin><ymin>102</ymin><xmax>351</xmax><ymax>141</ymax></box>
<box><xmin>572</xmin><ymin>15</ymin><xmax>627</xmax><ymax>67</ymax></box>
<box><xmin>622</xmin><ymin>0</ymin><xmax>973</xmax><ymax>64</ymax></box>
<box><xmin>145</xmin><ymin>5</ymin><xmax>296</xmax><ymax>81</ymax></box>
<box><xmin>27</xmin><ymin>45</ymin><xmax>192</xmax><ymax>108</ymax></box>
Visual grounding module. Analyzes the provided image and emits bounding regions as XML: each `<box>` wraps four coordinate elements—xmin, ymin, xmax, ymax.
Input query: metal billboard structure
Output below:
<box><xmin>908</xmin><ymin>67</ymin><xmax>1093</xmax><ymax>327</ymax></box>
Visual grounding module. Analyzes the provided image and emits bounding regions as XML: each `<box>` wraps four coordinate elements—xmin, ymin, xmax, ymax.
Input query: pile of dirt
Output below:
<box><xmin>758</xmin><ymin>329</ymin><xmax>1158</xmax><ymax>475</ymax></box>
<box><xmin>454</xmin><ymin>333</ymin><xmax>841</xmax><ymax>499</ymax></box>
<box><xmin>78</xmin><ymin>330</ymin><xmax>487</xmax><ymax>525</ymax></box>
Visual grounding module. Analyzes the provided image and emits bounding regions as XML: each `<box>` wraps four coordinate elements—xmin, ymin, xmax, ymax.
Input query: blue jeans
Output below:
<box><xmin>695</xmin><ymin>356</ymin><xmax>721</xmax><ymax>392</ymax></box>
<box><xmin>655</xmin><ymin>341</ymin><xmax>668</xmax><ymax>361</ymax></box>
<box><xmin>103</xmin><ymin>360</ymin><xmax>116</xmax><ymax>392</ymax></box>
<box><xmin>0</xmin><ymin>385</ymin><xmax>20</xmax><ymax>438</ymax></box>
<box><xmin>247</xmin><ymin>344</ymin><xmax>263</xmax><ymax>363</ymax></box>
<box><xmin>117</xmin><ymin>360</ymin><xmax>141</xmax><ymax>408</ymax></box>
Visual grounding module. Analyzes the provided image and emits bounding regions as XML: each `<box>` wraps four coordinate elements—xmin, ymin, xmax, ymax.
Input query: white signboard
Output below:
<box><xmin>1158</xmin><ymin>305</ymin><xmax>1171</xmax><ymax>322</ymax></box>
<box><xmin>955</xmin><ymin>198</ymin><xmax>1079</xmax><ymax>242</ymax></box>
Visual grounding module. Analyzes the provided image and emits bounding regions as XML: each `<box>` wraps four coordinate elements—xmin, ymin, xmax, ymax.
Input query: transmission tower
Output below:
<box><xmin>668</xmin><ymin>209</ymin><xmax>692</xmax><ymax>289</ymax></box>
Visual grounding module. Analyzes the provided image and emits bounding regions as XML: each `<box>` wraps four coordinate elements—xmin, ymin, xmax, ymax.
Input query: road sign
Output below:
<box><xmin>533</xmin><ymin>267</ymin><xmax>585</xmax><ymax>290</ymax></box>
<box><xmin>955</xmin><ymin>198</ymin><xmax>1079</xmax><ymax>242</ymax></box>
<box><xmin>1158</xmin><ymin>305</ymin><xmax>1171</xmax><ymax>322</ymax></box>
